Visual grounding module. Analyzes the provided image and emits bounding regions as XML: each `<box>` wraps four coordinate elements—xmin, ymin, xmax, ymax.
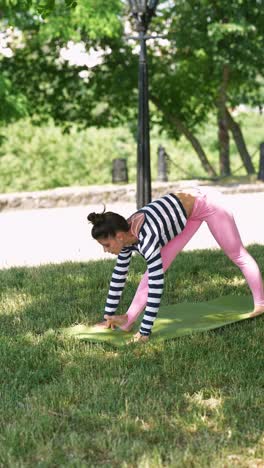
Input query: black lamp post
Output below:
<box><xmin>128</xmin><ymin>0</ymin><xmax>159</xmax><ymax>208</ymax></box>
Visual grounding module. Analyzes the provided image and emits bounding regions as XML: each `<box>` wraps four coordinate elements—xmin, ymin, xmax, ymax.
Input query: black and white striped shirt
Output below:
<box><xmin>104</xmin><ymin>193</ymin><xmax>187</xmax><ymax>335</ymax></box>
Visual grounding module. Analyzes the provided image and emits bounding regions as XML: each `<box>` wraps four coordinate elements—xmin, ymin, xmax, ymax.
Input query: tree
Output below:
<box><xmin>0</xmin><ymin>0</ymin><xmax>125</xmax><ymax>126</ymax></box>
<box><xmin>163</xmin><ymin>0</ymin><xmax>264</xmax><ymax>175</ymax></box>
<box><xmin>1</xmin><ymin>0</ymin><xmax>263</xmax><ymax>178</ymax></box>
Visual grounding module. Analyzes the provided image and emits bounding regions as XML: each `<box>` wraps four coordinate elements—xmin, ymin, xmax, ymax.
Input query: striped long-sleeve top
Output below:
<box><xmin>104</xmin><ymin>193</ymin><xmax>188</xmax><ymax>335</ymax></box>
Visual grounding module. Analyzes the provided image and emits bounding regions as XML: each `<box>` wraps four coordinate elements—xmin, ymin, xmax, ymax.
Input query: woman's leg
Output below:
<box><xmin>202</xmin><ymin>194</ymin><xmax>264</xmax><ymax>311</ymax></box>
<box><xmin>112</xmin><ymin>190</ymin><xmax>264</xmax><ymax>331</ymax></box>
<box><xmin>120</xmin><ymin>218</ymin><xmax>202</xmax><ymax>330</ymax></box>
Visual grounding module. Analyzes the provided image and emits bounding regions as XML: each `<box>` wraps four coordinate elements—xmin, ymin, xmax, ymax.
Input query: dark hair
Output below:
<box><xmin>87</xmin><ymin>208</ymin><xmax>130</xmax><ymax>240</ymax></box>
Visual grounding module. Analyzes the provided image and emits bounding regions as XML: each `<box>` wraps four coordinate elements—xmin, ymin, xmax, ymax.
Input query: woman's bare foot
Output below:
<box><xmin>249</xmin><ymin>307</ymin><xmax>264</xmax><ymax>318</ymax></box>
<box><xmin>120</xmin><ymin>322</ymin><xmax>134</xmax><ymax>332</ymax></box>
<box><xmin>104</xmin><ymin>314</ymin><xmax>133</xmax><ymax>332</ymax></box>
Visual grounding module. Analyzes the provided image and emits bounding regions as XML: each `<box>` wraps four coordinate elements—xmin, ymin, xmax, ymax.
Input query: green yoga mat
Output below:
<box><xmin>63</xmin><ymin>295</ymin><xmax>254</xmax><ymax>347</ymax></box>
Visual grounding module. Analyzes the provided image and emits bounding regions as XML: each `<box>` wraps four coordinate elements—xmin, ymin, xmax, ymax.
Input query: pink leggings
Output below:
<box><xmin>121</xmin><ymin>190</ymin><xmax>264</xmax><ymax>330</ymax></box>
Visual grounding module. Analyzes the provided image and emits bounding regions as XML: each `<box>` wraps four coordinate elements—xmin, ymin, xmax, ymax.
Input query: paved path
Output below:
<box><xmin>0</xmin><ymin>192</ymin><xmax>264</xmax><ymax>269</ymax></box>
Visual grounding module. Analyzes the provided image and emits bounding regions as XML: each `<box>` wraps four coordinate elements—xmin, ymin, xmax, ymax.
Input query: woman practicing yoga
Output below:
<box><xmin>88</xmin><ymin>189</ymin><xmax>264</xmax><ymax>342</ymax></box>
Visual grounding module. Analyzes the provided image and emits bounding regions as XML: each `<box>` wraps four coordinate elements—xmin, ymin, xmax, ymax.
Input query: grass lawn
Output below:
<box><xmin>0</xmin><ymin>245</ymin><xmax>264</xmax><ymax>467</ymax></box>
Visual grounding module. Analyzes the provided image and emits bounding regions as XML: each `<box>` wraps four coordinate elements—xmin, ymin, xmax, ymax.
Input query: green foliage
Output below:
<box><xmin>0</xmin><ymin>119</ymin><xmax>137</xmax><ymax>191</ymax></box>
<box><xmin>0</xmin><ymin>111</ymin><xmax>262</xmax><ymax>193</ymax></box>
<box><xmin>1</xmin><ymin>0</ymin><xmax>78</xmax><ymax>16</ymax></box>
<box><xmin>0</xmin><ymin>246</ymin><xmax>263</xmax><ymax>465</ymax></box>
<box><xmin>1</xmin><ymin>0</ymin><xmax>123</xmax><ymax>38</ymax></box>
<box><xmin>159</xmin><ymin>0</ymin><xmax>264</xmax><ymax>102</ymax></box>
<box><xmin>0</xmin><ymin>75</ymin><xmax>28</xmax><ymax>125</ymax></box>
<box><xmin>0</xmin><ymin>0</ymin><xmax>127</xmax><ymax>126</ymax></box>
<box><xmin>0</xmin><ymin>36</ymin><xmax>95</xmax><ymax>125</ymax></box>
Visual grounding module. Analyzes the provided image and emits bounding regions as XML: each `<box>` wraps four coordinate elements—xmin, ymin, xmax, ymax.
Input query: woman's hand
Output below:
<box><xmin>129</xmin><ymin>331</ymin><xmax>149</xmax><ymax>344</ymax></box>
<box><xmin>94</xmin><ymin>317</ymin><xmax>115</xmax><ymax>330</ymax></box>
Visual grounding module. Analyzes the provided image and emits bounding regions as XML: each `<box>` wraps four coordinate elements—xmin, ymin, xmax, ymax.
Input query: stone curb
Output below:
<box><xmin>0</xmin><ymin>179</ymin><xmax>264</xmax><ymax>212</ymax></box>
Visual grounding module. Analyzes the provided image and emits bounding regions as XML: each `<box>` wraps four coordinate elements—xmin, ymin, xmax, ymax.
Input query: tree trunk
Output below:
<box><xmin>151</xmin><ymin>96</ymin><xmax>217</xmax><ymax>178</ymax></box>
<box><xmin>225</xmin><ymin>107</ymin><xmax>255</xmax><ymax>174</ymax></box>
<box><xmin>170</xmin><ymin>114</ymin><xmax>217</xmax><ymax>177</ymax></box>
<box><xmin>216</xmin><ymin>64</ymin><xmax>230</xmax><ymax>176</ymax></box>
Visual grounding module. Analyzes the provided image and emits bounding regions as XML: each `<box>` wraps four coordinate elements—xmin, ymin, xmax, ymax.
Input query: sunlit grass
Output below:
<box><xmin>0</xmin><ymin>245</ymin><xmax>264</xmax><ymax>466</ymax></box>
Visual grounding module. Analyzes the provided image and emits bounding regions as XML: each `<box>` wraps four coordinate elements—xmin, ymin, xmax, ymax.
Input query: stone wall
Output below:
<box><xmin>0</xmin><ymin>180</ymin><xmax>263</xmax><ymax>211</ymax></box>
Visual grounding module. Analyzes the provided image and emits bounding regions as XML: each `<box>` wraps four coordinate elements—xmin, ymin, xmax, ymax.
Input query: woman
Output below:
<box><xmin>88</xmin><ymin>189</ymin><xmax>264</xmax><ymax>343</ymax></box>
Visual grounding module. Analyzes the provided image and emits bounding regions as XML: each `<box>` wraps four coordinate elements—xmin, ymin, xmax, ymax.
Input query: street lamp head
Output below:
<box><xmin>148</xmin><ymin>0</ymin><xmax>159</xmax><ymax>13</ymax></box>
<box><xmin>128</xmin><ymin>0</ymin><xmax>147</xmax><ymax>14</ymax></box>
<box><xmin>128</xmin><ymin>0</ymin><xmax>158</xmax><ymax>14</ymax></box>
<box><xmin>128</xmin><ymin>0</ymin><xmax>159</xmax><ymax>31</ymax></box>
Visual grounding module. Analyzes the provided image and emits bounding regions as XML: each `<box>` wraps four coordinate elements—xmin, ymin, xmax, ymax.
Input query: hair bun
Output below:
<box><xmin>87</xmin><ymin>212</ymin><xmax>105</xmax><ymax>226</ymax></box>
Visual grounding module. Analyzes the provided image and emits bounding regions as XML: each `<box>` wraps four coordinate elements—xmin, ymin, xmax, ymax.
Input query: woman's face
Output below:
<box><xmin>97</xmin><ymin>234</ymin><xmax>124</xmax><ymax>255</ymax></box>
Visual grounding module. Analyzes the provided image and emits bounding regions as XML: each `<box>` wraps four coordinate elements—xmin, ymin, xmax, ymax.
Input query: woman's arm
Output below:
<box><xmin>138</xmin><ymin>244</ymin><xmax>164</xmax><ymax>336</ymax></box>
<box><xmin>104</xmin><ymin>248</ymin><xmax>132</xmax><ymax>317</ymax></box>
